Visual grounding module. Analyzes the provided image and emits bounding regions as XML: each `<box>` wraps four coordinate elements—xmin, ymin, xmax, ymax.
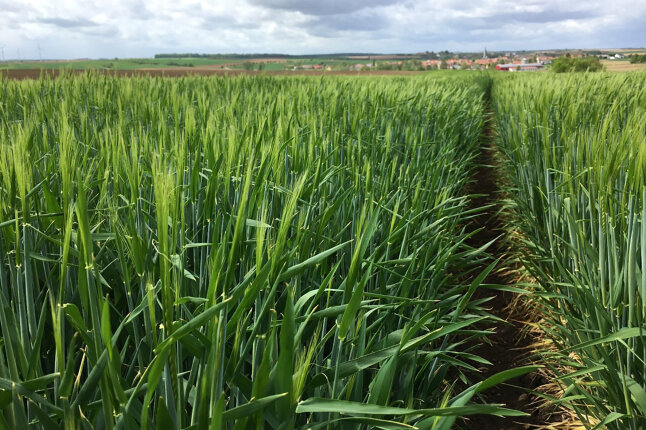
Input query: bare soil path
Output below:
<box><xmin>461</xmin><ymin>94</ymin><xmax>563</xmax><ymax>429</ymax></box>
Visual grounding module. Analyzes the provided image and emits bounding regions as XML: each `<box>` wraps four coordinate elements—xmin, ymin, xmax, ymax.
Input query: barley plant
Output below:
<box><xmin>0</xmin><ymin>73</ymin><xmax>521</xmax><ymax>429</ymax></box>
<box><xmin>494</xmin><ymin>72</ymin><xmax>646</xmax><ymax>429</ymax></box>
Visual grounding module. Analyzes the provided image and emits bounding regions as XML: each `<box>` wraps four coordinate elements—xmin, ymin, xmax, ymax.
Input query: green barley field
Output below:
<box><xmin>494</xmin><ymin>72</ymin><xmax>646</xmax><ymax>429</ymax></box>
<box><xmin>0</xmin><ymin>71</ymin><xmax>644</xmax><ymax>429</ymax></box>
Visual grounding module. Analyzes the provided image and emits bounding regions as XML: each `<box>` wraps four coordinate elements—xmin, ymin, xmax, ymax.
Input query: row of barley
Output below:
<box><xmin>494</xmin><ymin>72</ymin><xmax>646</xmax><ymax>429</ymax></box>
<box><xmin>0</xmin><ymin>73</ymin><xmax>522</xmax><ymax>429</ymax></box>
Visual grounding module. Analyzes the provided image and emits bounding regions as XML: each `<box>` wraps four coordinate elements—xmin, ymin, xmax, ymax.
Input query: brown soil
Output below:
<box><xmin>0</xmin><ymin>68</ymin><xmax>421</xmax><ymax>80</ymax></box>
<box><xmin>460</xmin><ymin>102</ymin><xmax>567</xmax><ymax>429</ymax></box>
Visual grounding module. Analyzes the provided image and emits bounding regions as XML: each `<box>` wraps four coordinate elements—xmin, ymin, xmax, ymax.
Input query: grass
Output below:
<box><xmin>493</xmin><ymin>72</ymin><xmax>646</xmax><ymax>429</ymax></box>
<box><xmin>0</xmin><ymin>72</ymin><xmax>527</xmax><ymax>429</ymax></box>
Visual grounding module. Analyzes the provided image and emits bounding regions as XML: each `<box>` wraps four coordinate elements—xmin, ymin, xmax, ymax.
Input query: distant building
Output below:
<box><xmin>483</xmin><ymin>47</ymin><xmax>488</xmax><ymax>59</ymax></box>
<box><xmin>422</xmin><ymin>59</ymin><xmax>441</xmax><ymax>69</ymax></box>
<box><xmin>495</xmin><ymin>63</ymin><xmax>544</xmax><ymax>72</ymax></box>
<box><xmin>475</xmin><ymin>58</ymin><xmax>496</xmax><ymax>69</ymax></box>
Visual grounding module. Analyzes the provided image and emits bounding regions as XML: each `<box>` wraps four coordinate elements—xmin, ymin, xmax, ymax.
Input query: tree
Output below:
<box><xmin>577</xmin><ymin>56</ymin><xmax>603</xmax><ymax>72</ymax></box>
<box><xmin>551</xmin><ymin>56</ymin><xmax>603</xmax><ymax>73</ymax></box>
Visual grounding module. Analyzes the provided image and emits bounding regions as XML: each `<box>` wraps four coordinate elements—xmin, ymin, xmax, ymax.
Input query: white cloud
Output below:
<box><xmin>0</xmin><ymin>0</ymin><xmax>644</xmax><ymax>59</ymax></box>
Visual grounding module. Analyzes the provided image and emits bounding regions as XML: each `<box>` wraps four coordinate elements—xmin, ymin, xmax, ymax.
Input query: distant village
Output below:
<box><xmin>290</xmin><ymin>48</ymin><xmax>637</xmax><ymax>72</ymax></box>
<box><xmin>343</xmin><ymin>49</ymin><xmax>556</xmax><ymax>72</ymax></box>
<box><xmin>420</xmin><ymin>48</ymin><xmax>550</xmax><ymax>71</ymax></box>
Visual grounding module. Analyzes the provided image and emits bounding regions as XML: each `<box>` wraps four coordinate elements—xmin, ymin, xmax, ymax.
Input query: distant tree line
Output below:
<box><xmin>154</xmin><ymin>53</ymin><xmax>382</xmax><ymax>60</ymax></box>
<box><xmin>551</xmin><ymin>56</ymin><xmax>603</xmax><ymax>73</ymax></box>
<box><xmin>155</xmin><ymin>52</ymin><xmax>476</xmax><ymax>62</ymax></box>
<box><xmin>155</xmin><ymin>53</ymin><xmax>290</xmax><ymax>59</ymax></box>
<box><xmin>629</xmin><ymin>54</ymin><xmax>646</xmax><ymax>64</ymax></box>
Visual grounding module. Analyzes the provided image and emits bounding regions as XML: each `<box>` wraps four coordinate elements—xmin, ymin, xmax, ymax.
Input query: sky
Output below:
<box><xmin>1</xmin><ymin>0</ymin><xmax>645</xmax><ymax>60</ymax></box>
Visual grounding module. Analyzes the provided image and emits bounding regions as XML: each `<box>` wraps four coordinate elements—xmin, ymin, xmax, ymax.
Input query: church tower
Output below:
<box><xmin>483</xmin><ymin>47</ymin><xmax>488</xmax><ymax>59</ymax></box>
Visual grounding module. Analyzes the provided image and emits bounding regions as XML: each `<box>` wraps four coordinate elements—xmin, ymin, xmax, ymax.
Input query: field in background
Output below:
<box><xmin>0</xmin><ymin>57</ymin><xmax>387</xmax><ymax>72</ymax></box>
<box><xmin>0</xmin><ymin>58</ymin><xmax>234</xmax><ymax>70</ymax></box>
<box><xmin>601</xmin><ymin>60</ymin><xmax>646</xmax><ymax>72</ymax></box>
<box><xmin>0</xmin><ymin>68</ymin><xmax>425</xmax><ymax>81</ymax></box>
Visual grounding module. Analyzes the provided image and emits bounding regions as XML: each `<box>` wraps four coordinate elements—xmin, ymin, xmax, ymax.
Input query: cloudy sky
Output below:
<box><xmin>1</xmin><ymin>0</ymin><xmax>644</xmax><ymax>59</ymax></box>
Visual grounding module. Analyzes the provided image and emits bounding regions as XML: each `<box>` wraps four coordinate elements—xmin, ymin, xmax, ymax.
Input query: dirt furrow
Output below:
<box><xmin>462</xmin><ymin>95</ymin><xmax>557</xmax><ymax>430</ymax></box>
